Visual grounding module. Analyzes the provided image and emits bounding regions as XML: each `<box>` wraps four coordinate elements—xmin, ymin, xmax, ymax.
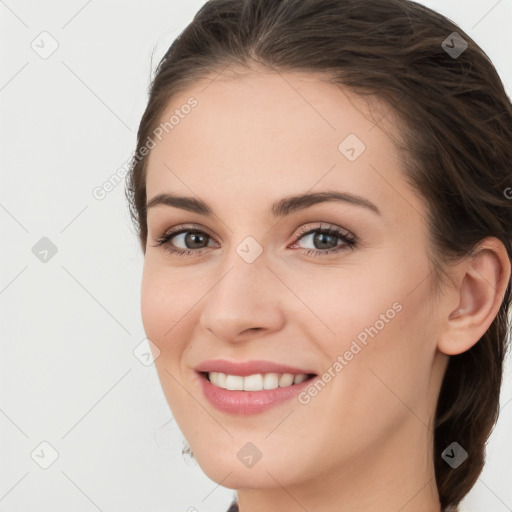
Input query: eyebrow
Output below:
<box><xmin>146</xmin><ymin>190</ymin><xmax>381</xmax><ymax>217</ymax></box>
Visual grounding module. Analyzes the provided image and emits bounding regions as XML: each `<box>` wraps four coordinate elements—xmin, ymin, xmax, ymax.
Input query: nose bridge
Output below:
<box><xmin>211</xmin><ymin>232</ymin><xmax>269</xmax><ymax>300</ymax></box>
<box><xmin>199</xmin><ymin>240</ymin><xmax>284</xmax><ymax>339</ymax></box>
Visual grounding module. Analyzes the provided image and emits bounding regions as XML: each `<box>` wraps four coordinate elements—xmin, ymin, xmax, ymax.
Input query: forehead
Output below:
<box><xmin>145</xmin><ymin>67</ymin><xmax>424</xmax><ymax>222</ymax></box>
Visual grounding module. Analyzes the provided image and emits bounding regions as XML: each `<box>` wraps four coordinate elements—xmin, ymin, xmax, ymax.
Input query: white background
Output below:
<box><xmin>1</xmin><ymin>1</ymin><xmax>511</xmax><ymax>511</ymax></box>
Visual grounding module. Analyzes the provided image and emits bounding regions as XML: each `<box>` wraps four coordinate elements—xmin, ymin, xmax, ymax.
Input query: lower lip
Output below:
<box><xmin>198</xmin><ymin>373</ymin><xmax>315</xmax><ymax>415</ymax></box>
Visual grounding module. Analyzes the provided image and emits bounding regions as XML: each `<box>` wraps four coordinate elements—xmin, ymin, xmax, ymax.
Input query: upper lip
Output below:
<box><xmin>195</xmin><ymin>359</ymin><xmax>316</xmax><ymax>377</ymax></box>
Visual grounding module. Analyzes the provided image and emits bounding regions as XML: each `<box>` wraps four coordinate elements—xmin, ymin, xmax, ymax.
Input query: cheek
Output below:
<box><xmin>140</xmin><ymin>259</ymin><xmax>197</xmax><ymax>345</ymax></box>
<box><xmin>324</xmin><ymin>276</ymin><xmax>437</xmax><ymax>433</ymax></box>
<box><xmin>140</xmin><ymin>265</ymin><xmax>168</xmax><ymax>343</ymax></box>
<box><xmin>140</xmin><ymin>264</ymin><xmax>199</xmax><ymax>423</ymax></box>
<box><xmin>287</xmin><ymin>287</ymin><xmax>435</xmax><ymax>472</ymax></box>
<box><xmin>307</xmin><ymin>254</ymin><xmax>436</xmax><ymax>407</ymax></box>
<box><xmin>289</xmin><ymin>264</ymin><xmax>405</xmax><ymax>354</ymax></box>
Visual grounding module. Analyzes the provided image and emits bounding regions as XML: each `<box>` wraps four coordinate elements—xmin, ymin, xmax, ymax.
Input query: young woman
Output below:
<box><xmin>125</xmin><ymin>1</ymin><xmax>512</xmax><ymax>510</ymax></box>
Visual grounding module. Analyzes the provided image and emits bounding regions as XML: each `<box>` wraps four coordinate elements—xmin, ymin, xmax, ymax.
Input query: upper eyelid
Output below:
<box><xmin>295</xmin><ymin>222</ymin><xmax>352</xmax><ymax>237</ymax></box>
<box><xmin>164</xmin><ymin>223</ymin><xmax>217</xmax><ymax>240</ymax></box>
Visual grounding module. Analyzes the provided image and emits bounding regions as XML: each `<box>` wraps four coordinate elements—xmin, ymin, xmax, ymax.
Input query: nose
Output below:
<box><xmin>199</xmin><ymin>252</ymin><xmax>286</xmax><ymax>343</ymax></box>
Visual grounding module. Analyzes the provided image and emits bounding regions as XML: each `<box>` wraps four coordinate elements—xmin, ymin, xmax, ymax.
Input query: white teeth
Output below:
<box><xmin>216</xmin><ymin>372</ymin><xmax>226</xmax><ymax>387</ymax></box>
<box><xmin>207</xmin><ymin>372</ymin><xmax>311</xmax><ymax>391</ymax></box>
<box><xmin>243</xmin><ymin>374</ymin><xmax>263</xmax><ymax>391</ymax></box>
<box><xmin>225</xmin><ymin>374</ymin><xmax>244</xmax><ymax>390</ymax></box>
<box><xmin>263</xmin><ymin>372</ymin><xmax>280</xmax><ymax>390</ymax></box>
<box><xmin>278</xmin><ymin>373</ymin><xmax>294</xmax><ymax>387</ymax></box>
<box><xmin>293</xmin><ymin>374</ymin><xmax>308</xmax><ymax>384</ymax></box>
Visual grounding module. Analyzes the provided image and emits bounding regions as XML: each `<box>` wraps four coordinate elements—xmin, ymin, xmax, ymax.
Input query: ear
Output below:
<box><xmin>437</xmin><ymin>237</ymin><xmax>511</xmax><ymax>356</ymax></box>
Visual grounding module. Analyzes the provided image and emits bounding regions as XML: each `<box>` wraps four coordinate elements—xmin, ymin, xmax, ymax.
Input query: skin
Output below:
<box><xmin>140</xmin><ymin>64</ymin><xmax>510</xmax><ymax>512</ymax></box>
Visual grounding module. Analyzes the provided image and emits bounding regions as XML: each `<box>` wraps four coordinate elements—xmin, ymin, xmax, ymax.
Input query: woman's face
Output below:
<box><xmin>141</xmin><ymin>68</ymin><xmax>449</xmax><ymax>492</ymax></box>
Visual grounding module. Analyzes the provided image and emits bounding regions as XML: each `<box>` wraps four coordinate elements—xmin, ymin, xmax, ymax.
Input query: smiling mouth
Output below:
<box><xmin>201</xmin><ymin>371</ymin><xmax>317</xmax><ymax>391</ymax></box>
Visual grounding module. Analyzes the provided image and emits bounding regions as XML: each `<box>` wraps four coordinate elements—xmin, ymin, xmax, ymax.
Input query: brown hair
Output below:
<box><xmin>125</xmin><ymin>0</ymin><xmax>512</xmax><ymax>509</ymax></box>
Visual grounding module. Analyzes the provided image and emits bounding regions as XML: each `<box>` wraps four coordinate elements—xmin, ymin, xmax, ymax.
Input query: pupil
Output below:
<box><xmin>186</xmin><ymin>232</ymin><xmax>206</xmax><ymax>249</ymax></box>
<box><xmin>315</xmin><ymin>233</ymin><xmax>336</xmax><ymax>249</ymax></box>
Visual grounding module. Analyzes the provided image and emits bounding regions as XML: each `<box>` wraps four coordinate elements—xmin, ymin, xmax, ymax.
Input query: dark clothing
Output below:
<box><xmin>226</xmin><ymin>500</ymin><xmax>239</xmax><ymax>511</ymax></box>
<box><xmin>227</xmin><ymin>499</ymin><xmax>453</xmax><ymax>511</ymax></box>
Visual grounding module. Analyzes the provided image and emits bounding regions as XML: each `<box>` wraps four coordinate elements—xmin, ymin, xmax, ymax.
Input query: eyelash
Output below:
<box><xmin>151</xmin><ymin>223</ymin><xmax>357</xmax><ymax>258</ymax></box>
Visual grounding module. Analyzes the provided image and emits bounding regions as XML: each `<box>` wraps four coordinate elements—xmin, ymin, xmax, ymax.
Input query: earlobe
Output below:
<box><xmin>438</xmin><ymin>237</ymin><xmax>511</xmax><ymax>356</ymax></box>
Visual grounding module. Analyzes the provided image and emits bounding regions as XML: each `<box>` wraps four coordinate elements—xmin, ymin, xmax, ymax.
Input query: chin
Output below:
<box><xmin>199</xmin><ymin>461</ymin><xmax>289</xmax><ymax>489</ymax></box>
<box><xmin>189</xmin><ymin>441</ymin><xmax>309</xmax><ymax>490</ymax></box>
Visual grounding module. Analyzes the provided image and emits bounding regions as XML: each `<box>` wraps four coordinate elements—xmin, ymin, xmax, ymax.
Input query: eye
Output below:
<box><xmin>151</xmin><ymin>224</ymin><xmax>218</xmax><ymax>257</ymax></box>
<box><xmin>151</xmin><ymin>222</ymin><xmax>356</xmax><ymax>258</ymax></box>
<box><xmin>290</xmin><ymin>222</ymin><xmax>356</xmax><ymax>257</ymax></box>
